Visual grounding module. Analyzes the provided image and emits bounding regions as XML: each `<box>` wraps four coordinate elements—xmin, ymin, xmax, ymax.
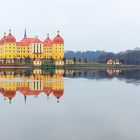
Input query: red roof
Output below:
<box><xmin>0</xmin><ymin>36</ymin><xmax>6</xmax><ymax>45</ymax></box>
<box><xmin>43</xmin><ymin>37</ymin><xmax>53</xmax><ymax>47</ymax></box>
<box><xmin>53</xmin><ymin>35</ymin><xmax>64</xmax><ymax>44</ymax></box>
<box><xmin>4</xmin><ymin>33</ymin><xmax>16</xmax><ymax>43</ymax></box>
<box><xmin>17</xmin><ymin>37</ymin><xmax>42</xmax><ymax>46</ymax></box>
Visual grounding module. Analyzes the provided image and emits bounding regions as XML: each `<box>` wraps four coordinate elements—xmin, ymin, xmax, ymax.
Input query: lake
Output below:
<box><xmin>0</xmin><ymin>68</ymin><xmax>140</xmax><ymax>140</ymax></box>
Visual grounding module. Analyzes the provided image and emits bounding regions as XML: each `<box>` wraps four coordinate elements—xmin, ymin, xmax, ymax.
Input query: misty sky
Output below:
<box><xmin>0</xmin><ymin>0</ymin><xmax>140</xmax><ymax>52</ymax></box>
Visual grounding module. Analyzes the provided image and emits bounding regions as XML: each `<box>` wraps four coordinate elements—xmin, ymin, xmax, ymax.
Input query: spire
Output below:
<box><xmin>47</xmin><ymin>33</ymin><xmax>49</xmax><ymax>39</ymax></box>
<box><xmin>9</xmin><ymin>29</ymin><xmax>11</xmax><ymax>35</ymax></box>
<box><xmin>4</xmin><ymin>32</ymin><xmax>6</xmax><ymax>38</ymax></box>
<box><xmin>24</xmin><ymin>95</ymin><xmax>27</xmax><ymax>103</ymax></box>
<box><xmin>57</xmin><ymin>31</ymin><xmax>60</xmax><ymax>36</ymax></box>
<box><xmin>4</xmin><ymin>95</ymin><xmax>6</xmax><ymax>100</ymax></box>
<box><xmin>47</xmin><ymin>94</ymin><xmax>49</xmax><ymax>100</ymax></box>
<box><xmin>9</xmin><ymin>99</ymin><xmax>11</xmax><ymax>104</ymax></box>
<box><xmin>57</xmin><ymin>97</ymin><xmax>60</xmax><ymax>103</ymax></box>
<box><xmin>24</xmin><ymin>29</ymin><xmax>27</xmax><ymax>38</ymax></box>
<box><xmin>57</xmin><ymin>99</ymin><xmax>60</xmax><ymax>103</ymax></box>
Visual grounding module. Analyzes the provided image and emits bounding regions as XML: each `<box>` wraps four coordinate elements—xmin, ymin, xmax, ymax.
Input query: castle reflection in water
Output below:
<box><xmin>0</xmin><ymin>69</ymin><xmax>64</xmax><ymax>103</ymax></box>
<box><xmin>0</xmin><ymin>68</ymin><xmax>139</xmax><ymax>104</ymax></box>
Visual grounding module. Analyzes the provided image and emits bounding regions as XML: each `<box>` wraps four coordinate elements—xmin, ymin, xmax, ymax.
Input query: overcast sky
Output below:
<box><xmin>0</xmin><ymin>0</ymin><xmax>140</xmax><ymax>52</ymax></box>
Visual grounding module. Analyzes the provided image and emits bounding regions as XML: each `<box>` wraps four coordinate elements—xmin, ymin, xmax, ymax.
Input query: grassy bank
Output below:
<box><xmin>0</xmin><ymin>63</ymin><xmax>140</xmax><ymax>70</ymax></box>
<box><xmin>63</xmin><ymin>63</ymin><xmax>140</xmax><ymax>70</ymax></box>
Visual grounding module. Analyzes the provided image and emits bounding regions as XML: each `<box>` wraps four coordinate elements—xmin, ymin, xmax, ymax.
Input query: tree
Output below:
<box><xmin>73</xmin><ymin>57</ymin><xmax>76</xmax><ymax>64</ymax></box>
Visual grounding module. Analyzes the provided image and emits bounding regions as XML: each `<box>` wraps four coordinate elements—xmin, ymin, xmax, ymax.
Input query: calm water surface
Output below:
<box><xmin>0</xmin><ymin>68</ymin><xmax>140</xmax><ymax>140</ymax></box>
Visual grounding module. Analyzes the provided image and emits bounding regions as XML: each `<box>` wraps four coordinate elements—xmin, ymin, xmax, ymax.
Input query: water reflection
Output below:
<box><xmin>0</xmin><ymin>68</ymin><xmax>140</xmax><ymax>104</ymax></box>
<box><xmin>0</xmin><ymin>68</ymin><xmax>140</xmax><ymax>140</ymax></box>
<box><xmin>64</xmin><ymin>69</ymin><xmax>140</xmax><ymax>85</ymax></box>
<box><xmin>0</xmin><ymin>69</ymin><xmax>64</xmax><ymax>103</ymax></box>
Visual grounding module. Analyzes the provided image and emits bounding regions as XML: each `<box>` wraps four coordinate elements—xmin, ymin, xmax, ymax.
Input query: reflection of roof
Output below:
<box><xmin>44</xmin><ymin>87</ymin><xmax>52</xmax><ymax>96</ymax></box>
<box><xmin>5</xmin><ymin>90</ymin><xmax>16</xmax><ymax>100</ymax></box>
<box><xmin>17</xmin><ymin>87</ymin><xmax>42</xmax><ymax>96</ymax></box>
<box><xmin>34</xmin><ymin>73</ymin><xmax>41</xmax><ymax>77</ymax></box>
<box><xmin>0</xmin><ymin>88</ymin><xmax>5</xmax><ymax>96</ymax></box>
<box><xmin>34</xmin><ymin>58</ymin><xmax>41</xmax><ymax>62</ymax></box>
<box><xmin>17</xmin><ymin>87</ymin><xmax>31</xmax><ymax>96</ymax></box>
<box><xmin>33</xmin><ymin>91</ymin><xmax>42</xmax><ymax>96</ymax></box>
<box><xmin>53</xmin><ymin>90</ymin><xmax>64</xmax><ymax>99</ymax></box>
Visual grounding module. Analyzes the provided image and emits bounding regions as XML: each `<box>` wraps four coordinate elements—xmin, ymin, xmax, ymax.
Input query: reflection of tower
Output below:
<box><xmin>53</xmin><ymin>90</ymin><xmax>64</xmax><ymax>103</ymax></box>
<box><xmin>106</xmin><ymin>69</ymin><xmax>114</xmax><ymax>76</ymax></box>
<box><xmin>5</xmin><ymin>90</ymin><xmax>16</xmax><ymax>104</ymax></box>
<box><xmin>44</xmin><ymin>87</ymin><xmax>52</xmax><ymax>99</ymax></box>
<box><xmin>43</xmin><ymin>75</ymin><xmax>52</xmax><ymax>99</ymax></box>
<box><xmin>0</xmin><ymin>70</ymin><xmax>17</xmax><ymax>103</ymax></box>
<box><xmin>1</xmin><ymin>81</ymin><xmax>17</xmax><ymax>103</ymax></box>
<box><xmin>0</xmin><ymin>88</ymin><xmax>6</xmax><ymax>100</ymax></box>
<box><xmin>52</xmin><ymin>69</ymin><xmax>64</xmax><ymax>103</ymax></box>
<box><xmin>29</xmin><ymin>69</ymin><xmax>44</xmax><ymax>96</ymax></box>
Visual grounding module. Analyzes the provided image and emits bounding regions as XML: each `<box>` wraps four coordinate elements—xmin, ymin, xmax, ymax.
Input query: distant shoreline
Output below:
<box><xmin>0</xmin><ymin>64</ymin><xmax>140</xmax><ymax>70</ymax></box>
<box><xmin>63</xmin><ymin>64</ymin><xmax>140</xmax><ymax>70</ymax></box>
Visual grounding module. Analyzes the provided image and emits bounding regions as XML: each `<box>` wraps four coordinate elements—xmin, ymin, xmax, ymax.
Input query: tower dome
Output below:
<box><xmin>0</xmin><ymin>33</ymin><xmax>6</xmax><ymax>45</ymax></box>
<box><xmin>53</xmin><ymin>31</ymin><xmax>64</xmax><ymax>44</ymax></box>
<box><xmin>44</xmin><ymin>34</ymin><xmax>53</xmax><ymax>46</ymax></box>
<box><xmin>5</xmin><ymin>30</ymin><xmax>16</xmax><ymax>43</ymax></box>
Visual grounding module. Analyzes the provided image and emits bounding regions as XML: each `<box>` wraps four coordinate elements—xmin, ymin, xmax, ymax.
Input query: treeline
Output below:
<box><xmin>65</xmin><ymin>50</ymin><xmax>107</xmax><ymax>61</ymax></box>
<box><xmin>65</xmin><ymin>48</ymin><xmax>140</xmax><ymax>64</ymax></box>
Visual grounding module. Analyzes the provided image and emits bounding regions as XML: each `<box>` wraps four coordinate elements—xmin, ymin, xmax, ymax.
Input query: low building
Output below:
<box><xmin>65</xmin><ymin>59</ymin><xmax>74</xmax><ymax>64</ymax></box>
<box><xmin>33</xmin><ymin>58</ymin><xmax>42</xmax><ymax>66</ymax></box>
<box><xmin>107</xmin><ymin>59</ymin><xmax>113</xmax><ymax>65</ymax></box>
<box><xmin>55</xmin><ymin>59</ymin><xmax>64</xmax><ymax>66</ymax></box>
<box><xmin>113</xmin><ymin>59</ymin><xmax>121</xmax><ymax>65</ymax></box>
<box><xmin>107</xmin><ymin>59</ymin><xmax>122</xmax><ymax>65</ymax></box>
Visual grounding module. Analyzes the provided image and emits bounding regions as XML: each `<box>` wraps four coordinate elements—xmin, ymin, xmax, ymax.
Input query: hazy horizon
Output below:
<box><xmin>0</xmin><ymin>0</ymin><xmax>140</xmax><ymax>52</ymax></box>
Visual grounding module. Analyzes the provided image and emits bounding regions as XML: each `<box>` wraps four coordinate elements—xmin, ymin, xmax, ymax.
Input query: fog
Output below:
<box><xmin>0</xmin><ymin>0</ymin><xmax>140</xmax><ymax>52</ymax></box>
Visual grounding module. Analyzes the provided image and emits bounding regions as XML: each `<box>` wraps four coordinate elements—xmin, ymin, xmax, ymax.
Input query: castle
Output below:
<box><xmin>0</xmin><ymin>30</ymin><xmax>64</xmax><ymax>66</ymax></box>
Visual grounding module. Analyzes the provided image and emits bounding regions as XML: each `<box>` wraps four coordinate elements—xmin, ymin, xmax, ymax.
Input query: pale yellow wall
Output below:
<box><xmin>52</xmin><ymin>44</ymin><xmax>64</xmax><ymax>60</ymax></box>
<box><xmin>29</xmin><ymin>43</ymin><xmax>44</xmax><ymax>59</ymax></box>
<box><xmin>17</xmin><ymin>46</ymin><xmax>29</xmax><ymax>58</ymax></box>
<box><xmin>1</xmin><ymin>43</ymin><xmax>17</xmax><ymax>59</ymax></box>
<box><xmin>44</xmin><ymin>46</ymin><xmax>52</xmax><ymax>59</ymax></box>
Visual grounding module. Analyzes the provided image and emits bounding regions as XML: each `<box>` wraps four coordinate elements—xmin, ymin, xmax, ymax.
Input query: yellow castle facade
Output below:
<box><xmin>0</xmin><ymin>30</ymin><xmax>64</xmax><ymax>66</ymax></box>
